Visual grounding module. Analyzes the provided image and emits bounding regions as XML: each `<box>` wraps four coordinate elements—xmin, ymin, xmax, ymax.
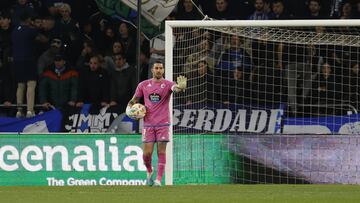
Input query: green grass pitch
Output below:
<box><xmin>1</xmin><ymin>185</ymin><xmax>360</xmax><ymax>203</ymax></box>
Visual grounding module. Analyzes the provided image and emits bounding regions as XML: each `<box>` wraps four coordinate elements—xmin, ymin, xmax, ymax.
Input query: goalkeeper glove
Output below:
<box><xmin>176</xmin><ymin>75</ymin><xmax>187</xmax><ymax>92</ymax></box>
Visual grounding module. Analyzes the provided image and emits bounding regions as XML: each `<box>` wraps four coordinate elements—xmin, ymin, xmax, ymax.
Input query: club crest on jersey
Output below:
<box><xmin>161</xmin><ymin>84</ymin><xmax>165</xmax><ymax>88</ymax></box>
<box><xmin>149</xmin><ymin>93</ymin><xmax>161</xmax><ymax>103</ymax></box>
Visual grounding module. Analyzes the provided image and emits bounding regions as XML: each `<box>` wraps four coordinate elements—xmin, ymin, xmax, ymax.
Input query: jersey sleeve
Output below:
<box><xmin>134</xmin><ymin>82</ymin><xmax>144</xmax><ymax>98</ymax></box>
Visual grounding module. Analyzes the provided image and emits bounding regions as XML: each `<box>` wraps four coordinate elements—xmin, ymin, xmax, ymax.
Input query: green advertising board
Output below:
<box><xmin>0</xmin><ymin>134</ymin><xmax>230</xmax><ymax>186</ymax></box>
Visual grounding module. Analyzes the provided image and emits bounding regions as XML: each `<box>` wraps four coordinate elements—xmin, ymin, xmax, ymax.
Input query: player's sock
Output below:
<box><xmin>143</xmin><ymin>154</ymin><xmax>153</xmax><ymax>174</ymax></box>
<box><xmin>156</xmin><ymin>153</ymin><xmax>166</xmax><ymax>182</ymax></box>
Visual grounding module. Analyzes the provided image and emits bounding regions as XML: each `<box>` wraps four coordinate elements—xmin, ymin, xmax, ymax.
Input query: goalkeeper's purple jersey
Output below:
<box><xmin>134</xmin><ymin>78</ymin><xmax>176</xmax><ymax>127</ymax></box>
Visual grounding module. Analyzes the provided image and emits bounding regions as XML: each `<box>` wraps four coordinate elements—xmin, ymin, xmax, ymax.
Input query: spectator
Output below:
<box><xmin>96</xmin><ymin>24</ymin><xmax>115</xmax><ymax>55</ymax></box>
<box><xmin>109</xmin><ymin>53</ymin><xmax>137</xmax><ymax>111</ymax></box>
<box><xmin>269</xmin><ymin>0</ymin><xmax>292</xmax><ymax>19</ymax></box>
<box><xmin>41</xmin><ymin>16</ymin><xmax>60</xmax><ymax>41</ymax></box>
<box><xmin>57</xmin><ymin>3</ymin><xmax>81</xmax><ymax>64</ymax></box>
<box><xmin>303</xmin><ymin>0</ymin><xmax>326</xmax><ymax>19</ymax></box>
<box><xmin>186</xmin><ymin>60</ymin><xmax>216</xmax><ymax>106</ymax></box>
<box><xmin>176</xmin><ymin>0</ymin><xmax>203</xmax><ymax>20</ymax></box>
<box><xmin>32</xmin><ymin>15</ymin><xmax>42</xmax><ymax>29</ymax></box>
<box><xmin>38</xmin><ymin>38</ymin><xmax>63</xmax><ymax>75</ymax></box>
<box><xmin>339</xmin><ymin>2</ymin><xmax>354</xmax><ymax>19</ymax></box>
<box><xmin>248</xmin><ymin>0</ymin><xmax>269</xmax><ymax>20</ymax></box>
<box><xmin>309</xmin><ymin>61</ymin><xmax>337</xmax><ymax>115</ymax></box>
<box><xmin>104</xmin><ymin>41</ymin><xmax>124</xmax><ymax>73</ymax></box>
<box><xmin>80</xmin><ymin>21</ymin><xmax>94</xmax><ymax>42</ymax></box>
<box><xmin>76</xmin><ymin>54</ymin><xmax>110</xmax><ymax>108</ymax></box>
<box><xmin>117</xmin><ymin>22</ymin><xmax>136</xmax><ymax>65</ymax></box>
<box><xmin>220</xmin><ymin>66</ymin><xmax>251</xmax><ymax>105</ymax></box>
<box><xmin>39</xmin><ymin>53</ymin><xmax>79</xmax><ymax>109</ymax></box>
<box><xmin>211</xmin><ymin>0</ymin><xmax>235</xmax><ymax>20</ymax></box>
<box><xmin>76</xmin><ymin>39</ymin><xmax>97</xmax><ymax>72</ymax></box>
<box><xmin>0</xmin><ymin>12</ymin><xmax>16</xmax><ymax>113</ymax></box>
<box><xmin>139</xmin><ymin>51</ymin><xmax>150</xmax><ymax>82</ymax></box>
<box><xmin>43</xmin><ymin>0</ymin><xmax>66</xmax><ymax>17</ymax></box>
<box><xmin>90</xmin><ymin>14</ymin><xmax>113</xmax><ymax>53</ymax></box>
<box><xmin>279</xmin><ymin>42</ymin><xmax>313</xmax><ymax>114</ymax></box>
<box><xmin>11</xmin><ymin>0</ymin><xmax>36</xmax><ymax>26</ymax></box>
<box><xmin>12</xmin><ymin>11</ymin><xmax>47</xmax><ymax>118</ymax></box>
<box><xmin>67</xmin><ymin>0</ymin><xmax>98</xmax><ymax>26</ymax></box>
<box><xmin>356</xmin><ymin>1</ymin><xmax>360</xmax><ymax>18</ymax></box>
<box><xmin>217</xmin><ymin>35</ymin><xmax>252</xmax><ymax>78</ymax></box>
<box><xmin>349</xmin><ymin>62</ymin><xmax>360</xmax><ymax>110</ymax></box>
<box><xmin>148</xmin><ymin>33</ymin><xmax>165</xmax><ymax>78</ymax></box>
<box><xmin>185</xmin><ymin>38</ymin><xmax>217</xmax><ymax>73</ymax></box>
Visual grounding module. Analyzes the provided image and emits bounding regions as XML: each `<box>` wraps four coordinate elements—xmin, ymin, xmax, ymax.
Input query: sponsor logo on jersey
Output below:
<box><xmin>149</xmin><ymin>93</ymin><xmax>161</xmax><ymax>103</ymax></box>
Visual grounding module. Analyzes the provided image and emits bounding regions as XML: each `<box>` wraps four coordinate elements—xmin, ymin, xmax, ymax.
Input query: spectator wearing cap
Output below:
<box><xmin>39</xmin><ymin>53</ymin><xmax>79</xmax><ymax>109</ymax></box>
<box><xmin>76</xmin><ymin>54</ymin><xmax>110</xmax><ymax>108</ymax></box>
<box><xmin>38</xmin><ymin>38</ymin><xmax>63</xmax><ymax>75</ymax></box>
<box><xmin>12</xmin><ymin>11</ymin><xmax>48</xmax><ymax>118</ymax></box>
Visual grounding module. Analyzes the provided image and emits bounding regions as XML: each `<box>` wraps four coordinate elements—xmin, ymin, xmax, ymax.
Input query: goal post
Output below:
<box><xmin>165</xmin><ymin>19</ymin><xmax>360</xmax><ymax>185</ymax></box>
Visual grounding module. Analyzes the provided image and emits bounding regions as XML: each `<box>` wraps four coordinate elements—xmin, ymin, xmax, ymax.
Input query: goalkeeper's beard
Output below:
<box><xmin>154</xmin><ymin>73</ymin><xmax>163</xmax><ymax>80</ymax></box>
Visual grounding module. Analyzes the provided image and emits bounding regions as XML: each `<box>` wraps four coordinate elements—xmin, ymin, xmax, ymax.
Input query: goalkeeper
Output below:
<box><xmin>126</xmin><ymin>61</ymin><xmax>186</xmax><ymax>186</ymax></box>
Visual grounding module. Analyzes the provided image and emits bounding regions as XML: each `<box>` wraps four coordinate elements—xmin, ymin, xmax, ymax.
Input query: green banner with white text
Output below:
<box><xmin>0</xmin><ymin>134</ymin><xmax>231</xmax><ymax>186</ymax></box>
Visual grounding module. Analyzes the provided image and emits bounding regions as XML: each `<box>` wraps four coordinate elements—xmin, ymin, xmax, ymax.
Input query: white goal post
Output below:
<box><xmin>165</xmin><ymin>20</ymin><xmax>360</xmax><ymax>185</ymax></box>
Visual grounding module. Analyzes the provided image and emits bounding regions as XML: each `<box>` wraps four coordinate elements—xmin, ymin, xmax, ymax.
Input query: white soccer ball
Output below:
<box><xmin>130</xmin><ymin>103</ymin><xmax>146</xmax><ymax>119</ymax></box>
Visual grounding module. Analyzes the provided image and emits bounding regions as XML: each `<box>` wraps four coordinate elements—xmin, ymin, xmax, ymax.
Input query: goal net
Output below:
<box><xmin>165</xmin><ymin>20</ymin><xmax>360</xmax><ymax>185</ymax></box>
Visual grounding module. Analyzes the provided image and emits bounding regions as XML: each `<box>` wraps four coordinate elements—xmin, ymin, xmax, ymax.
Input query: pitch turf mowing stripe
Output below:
<box><xmin>0</xmin><ymin>185</ymin><xmax>360</xmax><ymax>203</ymax></box>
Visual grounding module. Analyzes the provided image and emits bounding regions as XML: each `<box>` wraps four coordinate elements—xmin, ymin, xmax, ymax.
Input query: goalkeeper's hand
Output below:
<box><xmin>176</xmin><ymin>75</ymin><xmax>187</xmax><ymax>92</ymax></box>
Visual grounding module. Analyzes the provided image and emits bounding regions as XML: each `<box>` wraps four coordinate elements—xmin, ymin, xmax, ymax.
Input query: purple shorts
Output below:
<box><xmin>142</xmin><ymin>126</ymin><xmax>170</xmax><ymax>143</ymax></box>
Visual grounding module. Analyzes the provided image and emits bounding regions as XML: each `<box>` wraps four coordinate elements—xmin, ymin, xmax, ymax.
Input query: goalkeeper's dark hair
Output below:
<box><xmin>154</xmin><ymin>60</ymin><xmax>164</xmax><ymax>64</ymax></box>
<box><xmin>152</xmin><ymin>60</ymin><xmax>164</xmax><ymax>68</ymax></box>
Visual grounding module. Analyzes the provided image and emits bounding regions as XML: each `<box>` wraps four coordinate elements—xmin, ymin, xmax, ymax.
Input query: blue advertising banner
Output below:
<box><xmin>2</xmin><ymin>103</ymin><xmax>360</xmax><ymax>135</ymax></box>
<box><xmin>0</xmin><ymin>109</ymin><xmax>62</xmax><ymax>133</ymax></box>
<box><xmin>283</xmin><ymin>113</ymin><xmax>360</xmax><ymax>134</ymax></box>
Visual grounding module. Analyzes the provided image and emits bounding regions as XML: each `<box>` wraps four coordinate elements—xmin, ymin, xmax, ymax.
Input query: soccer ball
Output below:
<box><xmin>130</xmin><ymin>103</ymin><xmax>146</xmax><ymax>119</ymax></box>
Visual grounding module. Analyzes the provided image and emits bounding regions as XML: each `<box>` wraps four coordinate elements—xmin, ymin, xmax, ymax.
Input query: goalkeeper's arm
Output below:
<box><xmin>173</xmin><ymin>75</ymin><xmax>187</xmax><ymax>93</ymax></box>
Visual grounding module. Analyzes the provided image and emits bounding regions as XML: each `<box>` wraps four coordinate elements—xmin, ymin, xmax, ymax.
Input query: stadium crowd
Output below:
<box><xmin>0</xmin><ymin>0</ymin><xmax>360</xmax><ymax>118</ymax></box>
